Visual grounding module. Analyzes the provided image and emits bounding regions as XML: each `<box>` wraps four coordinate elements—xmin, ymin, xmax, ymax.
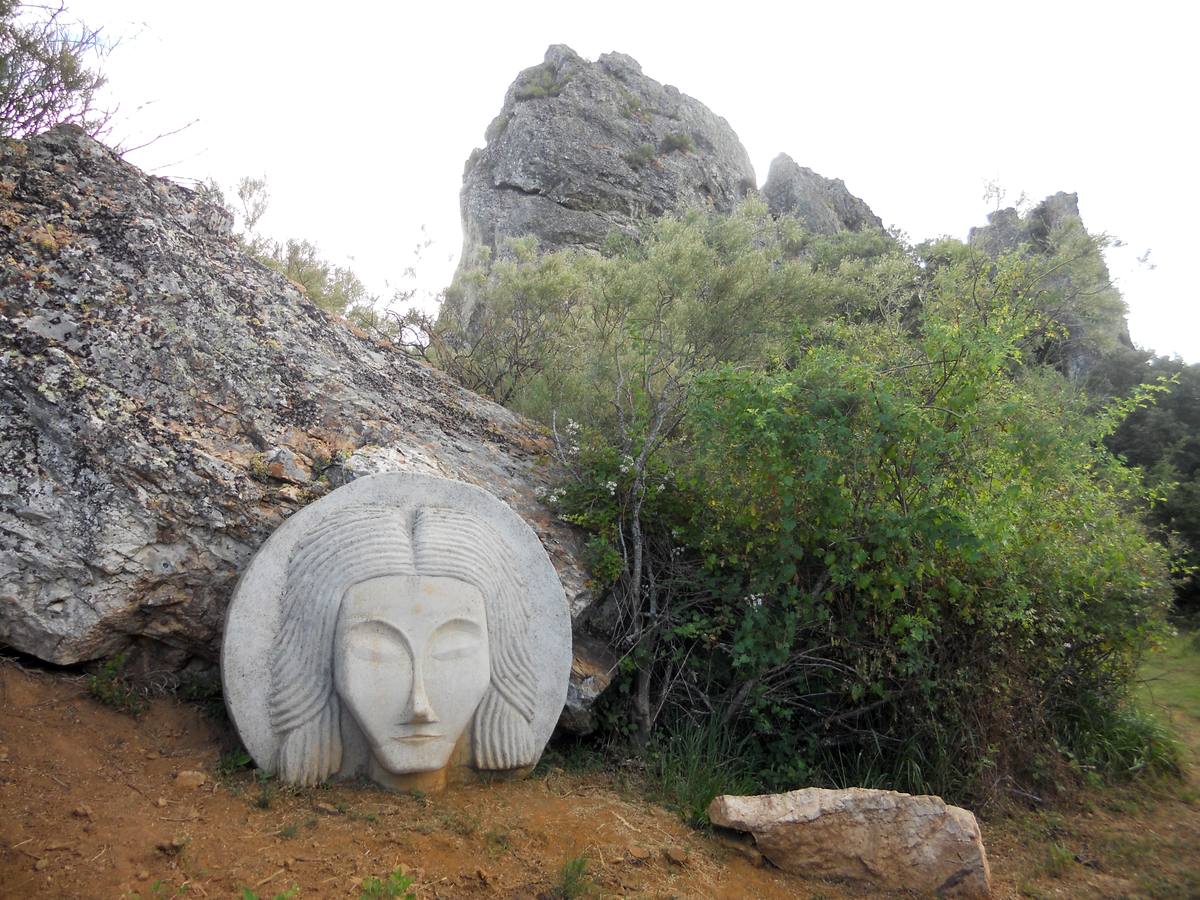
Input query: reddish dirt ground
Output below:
<box><xmin>2</xmin><ymin>655</ymin><xmax>1197</xmax><ymax>898</ymax></box>
<box><xmin>0</xmin><ymin>660</ymin><xmax>841</xmax><ymax>898</ymax></box>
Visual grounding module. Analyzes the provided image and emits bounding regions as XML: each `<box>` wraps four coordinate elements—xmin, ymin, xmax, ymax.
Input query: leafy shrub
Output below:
<box><xmin>514</xmin><ymin>62</ymin><xmax>570</xmax><ymax>101</ymax></box>
<box><xmin>551</xmin><ymin>855</ymin><xmax>594</xmax><ymax>899</ymax></box>
<box><xmin>618</xmin><ymin>87</ymin><xmax>648</xmax><ymax>122</ymax></box>
<box><xmin>622</xmin><ymin>143</ymin><xmax>656</xmax><ymax>171</ymax></box>
<box><xmin>87</xmin><ymin>653</ymin><xmax>147</xmax><ymax>716</ymax></box>
<box><xmin>428</xmin><ymin>201</ymin><xmax>1177</xmax><ymax>803</ymax></box>
<box><xmin>359</xmin><ymin>867</ymin><xmax>415</xmax><ymax>900</ymax></box>
<box><xmin>658</xmin><ymin>132</ymin><xmax>695</xmax><ymax>154</ymax></box>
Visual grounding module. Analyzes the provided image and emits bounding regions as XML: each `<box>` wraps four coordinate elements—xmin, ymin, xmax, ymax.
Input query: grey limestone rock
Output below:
<box><xmin>448</xmin><ymin>45</ymin><xmax>757</xmax><ymax>331</ymax></box>
<box><xmin>709</xmin><ymin>787</ymin><xmax>991</xmax><ymax>896</ymax></box>
<box><xmin>0</xmin><ymin>125</ymin><xmax>607</xmax><ymax>730</ymax></box>
<box><xmin>761</xmin><ymin>153</ymin><xmax>882</xmax><ymax>234</ymax></box>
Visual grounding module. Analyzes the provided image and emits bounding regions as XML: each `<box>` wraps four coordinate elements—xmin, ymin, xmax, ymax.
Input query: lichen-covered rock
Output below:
<box><xmin>448</xmin><ymin>45</ymin><xmax>756</xmax><ymax>331</ymax></box>
<box><xmin>761</xmin><ymin>153</ymin><xmax>883</xmax><ymax>234</ymax></box>
<box><xmin>0</xmin><ymin>125</ymin><xmax>607</xmax><ymax>729</ymax></box>
<box><xmin>709</xmin><ymin>787</ymin><xmax>991</xmax><ymax>896</ymax></box>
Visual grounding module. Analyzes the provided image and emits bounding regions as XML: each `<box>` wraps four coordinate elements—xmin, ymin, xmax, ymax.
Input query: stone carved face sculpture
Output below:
<box><xmin>267</xmin><ymin>505</ymin><xmax>538</xmax><ymax>786</ymax></box>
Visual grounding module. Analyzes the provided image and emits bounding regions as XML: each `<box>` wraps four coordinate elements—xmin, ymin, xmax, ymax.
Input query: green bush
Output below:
<box><xmin>87</xmin><ymin>653</ymin><xmax>147</xmax><ymax>716</ymax></box>
<box><xmin>622</xmin><ymin>143</ymin><xmax>656</xmax><ymax>171</ymax></box>
<box><xmin>514</xmin><ymin>62</ymin><xmax>570</xmax><ymax>101</ymax></box>
<box><xmin>359</xmin><ymin>868</ymin><xmax>415</xmax><ymax>899</ymax></box>
<box><xmin>432</xmin><ymin>201</ymin><xmax>1177</xmax><ymax>803</ymax></box>
<box><xmin>658</xmin><ymin>132</ymin><xmax>695</xmax><ymax>154</ymax></box>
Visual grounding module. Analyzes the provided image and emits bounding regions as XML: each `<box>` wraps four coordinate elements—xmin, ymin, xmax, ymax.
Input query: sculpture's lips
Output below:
<box><xmin>392</xmin><ymin>733</ymin><xmax>443</xmax><ymax>743</ymax></box>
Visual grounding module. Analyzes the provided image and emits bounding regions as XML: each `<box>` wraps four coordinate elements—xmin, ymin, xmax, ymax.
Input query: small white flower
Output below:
<box><xmin>605</xmin><ymin>480</ymin><xmax>617</xmax><ymax>495</ymax></box>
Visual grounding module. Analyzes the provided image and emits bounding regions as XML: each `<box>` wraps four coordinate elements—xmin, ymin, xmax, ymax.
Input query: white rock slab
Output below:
<box><xmin>709</xmin><ymin>787</ymin><xmax>991</xmax><ymax>897</ymax></box>
<box><xmin>222</xmin><ymin>472</ymin><xmax>571</xmax><ymax>790</ymax></box>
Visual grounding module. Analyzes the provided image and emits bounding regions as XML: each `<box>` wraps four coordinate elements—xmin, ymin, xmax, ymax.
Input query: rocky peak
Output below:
<box><xmin>448</xmin><ymin>45</ymin><xmax>757</xmax><ymax>330</ymax></box>
<box><xmin>969</xmin><ymin>191</ymin><xmax>1085</xmax><ymax>255</ymax></box>
<box><xmin>969</xmin><ymin>192</ymin><xmax>1133</xmax><ymax>379</ymax></box>
<box><xmin>761</xmin><ymin>153</ymin><xmax>882</xmax><ymax>234</ymax></box>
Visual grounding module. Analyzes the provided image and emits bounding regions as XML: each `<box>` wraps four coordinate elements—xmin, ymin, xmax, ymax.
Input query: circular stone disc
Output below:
<box><xmin>221</xmin><ymin>472</ymin><xmax>571</xmax><ymax>781</ymax></box>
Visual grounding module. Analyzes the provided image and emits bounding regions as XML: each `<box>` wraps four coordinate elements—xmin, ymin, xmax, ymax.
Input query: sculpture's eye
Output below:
<box><xmin>344</xmin><ymin>620</ymin><xmax>408</xmax><ymax>664</ymax></box>
<box><xmin>430</xmin><ymin>619</ymin><xmax>483</xmax><ymax>661</ymax></box>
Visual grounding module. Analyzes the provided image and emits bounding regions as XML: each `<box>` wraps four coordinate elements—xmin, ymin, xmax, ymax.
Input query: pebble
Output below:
<box><xmin>664</xmin><ymin>846</ymin><xmax>689</xmax><ymax>865</ymax></box>
<box><xmin>72</xmin><ymin>804</ymin><xmax>93</xmax><ymax>818</ymax></box>
<box><xmin>628</xmin><ymin>845</ymin><xmax>652</xmax><ymax>862</ymax></box>
<box><xmin>174</xmin><ymin>770</ymin><xmax>206</xmax><ymax>789</ymax></box>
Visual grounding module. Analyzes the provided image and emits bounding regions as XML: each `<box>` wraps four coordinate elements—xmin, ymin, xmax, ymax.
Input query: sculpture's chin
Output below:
<box><xmin>370</xmin><ymin>740</ymin><xmax>455</xmax><ymax>775</ymax></box>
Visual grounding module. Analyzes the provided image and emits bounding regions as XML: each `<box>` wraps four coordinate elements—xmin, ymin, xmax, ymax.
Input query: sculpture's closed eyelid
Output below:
<box><xmin>430</xmin><ymin>618</ymin><xmax>484</xmax><ymax>660</ymax></box>
<box><xmin>344</xmin><ymin>619</ymin><xmax>411</xmax><ymax>659</ymax></box>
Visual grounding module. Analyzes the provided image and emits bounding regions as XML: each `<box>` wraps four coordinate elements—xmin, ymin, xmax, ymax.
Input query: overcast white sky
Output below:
<box><xmin>69</xmin><ymin>0</ymin><xmax>1198</xmax><ymax>362</ymax></box>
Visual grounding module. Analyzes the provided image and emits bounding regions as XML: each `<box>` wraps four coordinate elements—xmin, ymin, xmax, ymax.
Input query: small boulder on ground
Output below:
<box><xmin>708</xmin><ymin>787</ymin><xmax>991</xmax><ymax>897</ymax></box>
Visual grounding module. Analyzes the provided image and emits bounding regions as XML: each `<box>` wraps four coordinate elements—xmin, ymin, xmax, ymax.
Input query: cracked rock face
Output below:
<box><xmin>0</xmin><ymin>126</ymin><xmax>608</xmax><ymax>730</ymax></box>
<box><xmin>761</xmin><ymin>153</ymin><xmax>882</xmax><ymax>234</ymax></box>
<box><xmin>448</xmin><ymin>44</ymin><xmax>756</xmax><ymax>331</ymax></box>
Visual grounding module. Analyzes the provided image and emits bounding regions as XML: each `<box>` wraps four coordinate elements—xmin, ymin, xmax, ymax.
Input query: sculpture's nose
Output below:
<box><xmin>404</xmin><ymin>668</ymin><xmax>439</xmax><ymax>724</ymax></box>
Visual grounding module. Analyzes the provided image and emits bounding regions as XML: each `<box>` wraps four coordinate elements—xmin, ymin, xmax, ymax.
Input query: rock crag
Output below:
<box><xmin>0</xmin><ymin>126</ymin><xmax>609</xmax><ymax>728</ymax></box>
<box><xmin>449</xmin><ymin>45</ymin><xmax>756</xmax><ymax>330</ymax></box>
<box><xmin>969</xmin><ymin>192</ymin><xmax>1132</xmax><ymax>380</ymax></box>
<box><xmin>761</xmin><ymin>153</ymin><xmax>882</xmax><ymax>234</ymax></box>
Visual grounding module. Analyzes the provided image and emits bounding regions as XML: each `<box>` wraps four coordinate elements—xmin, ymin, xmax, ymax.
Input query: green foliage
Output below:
<box><xmin>435</xmin><ymin>200</ymin><xmax>1177</xmax><ymax>803</ymax></box>
<box><xmin>622</xmin><ymin>143</ymin><xmax>656</xmax><ymax>171</ymax></box>
<box><xmin>617</xmin><ymin>86</ymin><xmax>648</xmax><ymax>122</ymax></box>
<box><xmin>658</xmin><ymin>132</ymin><xmax>695</xmax><ymax>154</ymax></box>
<box><xmin>87</xmin><ymin>652</ymin><xmax>147</xmax><ymax>716</ymax></box>
<box><xmin>0</xmin><ymin>1</ymin><xmax>108</xmax><ymax>138</ymax></box>
<box><xmin>1043</xmin><ymin>843</ymin><xmax>1075</xmax><ymax>878</ymax></box>
<box><xmin>240</xmin><ymin>888</ymin><xmax>298</xmax><ymax>900</ymax></box>
<box><xmin>513</xmin><ymin>62</ymin><xmax>570</xmax><ymax>100</ymax></box>
<box><xmin>217</xmin><ymin>749</ymin><xmax>253</xmax><ymax>777</ymax></box>
<box><xmin>253</xmin><ymin>768</ymin><xmax>275</xmax><ymax>809</ymax></box>
<box><xmin>359</xmin><ymin>867</ymin><xmax>415</xmax><ymax>900</ymax></box>
<box><xmin>551</xmin><ymin>855</ymin><xmax>594</xmax><ymax>900</ymax></box>
<box><xmin>200</xmin><ymin>176</ymin><xmax>376</xmax><ymax>319</ymax></box>
<box><xmin>1103</xmin><ymin>355</ymin><xmax>1200</xmax><ymax>608</ymax></box>
<box><xmin>644</xmin><ymin>714</ymin><xmax>759</xmax><ymax>827</ymax></box>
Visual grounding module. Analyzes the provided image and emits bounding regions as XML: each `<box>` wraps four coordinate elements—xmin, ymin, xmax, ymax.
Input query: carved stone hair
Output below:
<box><xmin>267</xmin><ymin>505</ymin><xmax>538</xmax><ymax>785</ymax></box>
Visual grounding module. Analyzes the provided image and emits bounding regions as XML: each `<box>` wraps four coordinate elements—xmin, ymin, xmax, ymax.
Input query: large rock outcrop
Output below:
<box><xmin>448</xmin><ymin>45</ymin><xmax>756</xmax><ymax>330</ymax></box>
<box><xmin>0</xmin><ymin>126</ymin><xmax>610</xmax><ymax>728</ymax></box>
<box><xmin>969</xmin><ymin>192</ymin><xmax>1132</xmax><ymax>380</ymax></box>
<box><xmin>709</xmin><ymin>788</ymin><xmax>991</xmax><ymax>897</ymax></box>
<box><xmin>761</xmin><ymin>153</ymin><xmax>882</xmax><ymax>234</ymax></box>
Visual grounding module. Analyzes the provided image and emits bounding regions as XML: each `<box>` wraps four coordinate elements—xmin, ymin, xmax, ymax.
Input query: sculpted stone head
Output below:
<box><xmin>222</xmin><ymin>473</ymin><xmax>570</xmax><ymax>793</ymax></box>
<box><xmin>267</xmin><ymin>505</ymin><xmax>538</xmax><ymax>786</ymax></box>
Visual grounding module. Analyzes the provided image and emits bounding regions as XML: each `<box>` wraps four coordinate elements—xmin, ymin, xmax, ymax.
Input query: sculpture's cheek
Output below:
<box><xmin>426</xmin><ymin>644</ymin><xmax>491</xmax><ymax>737</ymax></box>
<box><xmin>334</xmin><ymin>627</ymin><xmax>414</xmax><ymax>751</ymax></box>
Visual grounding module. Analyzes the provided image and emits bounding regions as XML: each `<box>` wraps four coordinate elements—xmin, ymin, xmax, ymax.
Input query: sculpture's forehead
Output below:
<box><xmin>340</xmin><ymin>574</ymin><xmax>486</xmax><ymax>624</ymax></box>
